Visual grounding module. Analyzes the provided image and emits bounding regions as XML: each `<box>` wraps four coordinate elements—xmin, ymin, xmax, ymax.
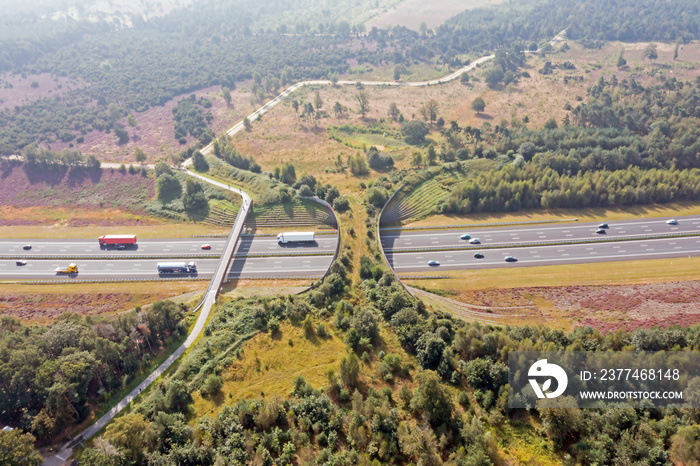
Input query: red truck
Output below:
<box><xmin>98</xmin><ymin>235</ymin><xmax>137</xmax><ymax>247</ymax></box>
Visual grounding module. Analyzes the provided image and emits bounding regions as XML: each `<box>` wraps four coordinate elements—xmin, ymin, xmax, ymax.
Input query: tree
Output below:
<box><xmin>182</xmin><ymin>179</ymin><xmax>208</xmax><ymax>213</ymax></box>
<box><xmin>156</xmin><ymin>174</ymin><xmax>182</xmax><ymax>203</ymax></box>
<box><xmin>339</xmin><ymin>353</ymin><xmax>360</xmax><ymax>387</ymax></box>
<box><xmin>425</xmin><ymin>99</ymin><xmax>439</xmax><ymax>122</ymax></box>
<box><xmin>410</xmin><ymin>370</ymin><xmax>454</xmax><ymax>427</ymax></box>
<box><xmin>192</xmin><ymin>151</ymin><xmax>209</xmax><ymax>172</ymax></box>
<box><xmin>411</xmin><ymin>151</ymin><xmax>423</xmax><ymax>167</ymax></box>
<box><xmin>471</xmin><ymin>97</ymin><xmax>486</xmax><ymax>113</ymax></box>
<box><xmin>355</xmin><ymin>90</ymin><xmax>370</xmax><ymax>118</ymax></box>
<box><xmin>104</xmin><ymin>413</ymin><xmax>155</xmax><ymax>465</ymax></box>
<box><xmin>134</xmin><ymin>147</ymin><xmax>147</xmax><ymax>163</ymax></box>
<box><xmin>222</xmin><ymin>86</ymin><xmax>232</xmax><ymax>105</ymax></box>
<box><xmin>155</xmin><ymin>161</ymin><xmax>173</xmax><ymax>177</ymax></box>
<box><xmin>644</xmin><ymin>43</ymin><xmax>658</xmax><ymax>62</ymax></box>
<box><xmin>401</xmin><ymin>120</ymin><xmax>430</xmax><ymax>144</ymax></box>
<box><xmin>426</xmin><ymin>145</ymin><xmax>437</xmax><ymax>165</ymax></box>
<box><xmin>113</xmin><ymin>127</ymin><xmax>129</xmax><ymax>144</ymax></box>
<box><xmin>671</xmin><ymin>425</ymin><xmax>700</xmax><ymax>465</ymax></box>
<box><xmin>674</xmin><ymin>41</ymin><xmax>680</xmax><ymax>60</ymax></box>
<box><xmin>127</xmin><ymin>114</ymin><xmax>137</xmax><ymax>127</ymax></box>
<box><xmin>617</xmin><ymin>51</ymin><xmax>627</xmax><ymax>68</ymax></box>
<box><xmin>393</xmin><ymin>65</ymin><xmax>401</xmax><ymax>81</ymax></box>
<box><xmin>536</xmin><ymin>396</ymin><xmax>583</xmax><ymax>447</ymax></box>
<box><xmin>243</xmin><ymin>116</ymin><xmax>252</xmax><ymax>130</ymax></box>
<box><xmin>388</xmin><ymin>103</ymin><xmax>400</xmax><ymax>121</ymax></box>
<box><xmin>0</xmin><ymin>430</ymin><xmax>42</xmax><ymax>466</ymax></box>
<box><xmin>333</xmin><ymin>102</ymin><xmax>344</xmax><ymax>118</ymax></box>
<box><xmin>314</xmin><ymin>90</ymin><xmax>323</xmax><ymax>110</ymax></box>
<box><xmin>280</xmin><ymin>162</ymin><xmax>296</xmax><ymax>185</ymax></box>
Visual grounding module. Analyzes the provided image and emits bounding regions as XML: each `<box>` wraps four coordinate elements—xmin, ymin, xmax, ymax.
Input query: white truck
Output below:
<box><xmin>157</xmin><ymin>262</ymin><xmax>197</xmax><ymax>273</ymax></box>
<box><xmin>277</xmin><ymin>232</ymin><xmax>315</xmax><ymax>244</ymax></box>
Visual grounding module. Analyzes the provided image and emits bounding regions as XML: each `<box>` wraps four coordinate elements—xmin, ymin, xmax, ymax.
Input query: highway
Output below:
<box><xmin>0</xmin><ymin>234</ymin><xmax>337</xmax><ymax>258</ymax></box>
<box><xmin>0</xmin><ymin>254</ymin><xmax>332</xmax><ymax>280</ymax></box>
<box><xmin>388</xmin><ymin>235</ymin><xmax>700</xmax><ymax>272</ymax></box>
<box><xmin>382</xmin><ymin>216</ymin><xmax>700</xmax><ymax>251</ymax></box>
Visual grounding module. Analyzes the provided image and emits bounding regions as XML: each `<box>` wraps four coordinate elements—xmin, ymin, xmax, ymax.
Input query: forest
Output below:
<box><xmin>1</xmin><ymin>0</ymin><xmax>699</xmax><ymax>154</ymax></box>
<box><xmin>0</xmin><ymin>301</ymin><xmax>190</xmax><ymax>444</ymax></box>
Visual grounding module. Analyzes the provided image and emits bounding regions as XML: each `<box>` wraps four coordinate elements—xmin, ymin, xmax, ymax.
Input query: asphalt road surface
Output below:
<box><xmin>0</xmin><ymin>255</ymin><xmax>333</xmax><ymax>280</ymax></box>
<box><xmin>0</xmin><ymin>235</ymin><xmax>337</xmax><ymax>258</ymax></box>
<box><xmin>388</xmin><ymin>235</ymin><xmax>700</xmax><ymax>272</ymax></box>
<box><xmin>382</xmin><ymin>216</ymin><xmax>700</xmax><ymax>251</ymax></box>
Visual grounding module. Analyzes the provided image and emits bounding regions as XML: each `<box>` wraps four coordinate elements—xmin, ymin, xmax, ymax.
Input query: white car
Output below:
<box><xmin>468</xmin><ymin>238</ymin><xmax>481</xmax><ymax>244</ymax></box>
<box><xmin>666</xmin><ymin>219</ymin><xmax>677</xmax><ymax>225</ymax></box>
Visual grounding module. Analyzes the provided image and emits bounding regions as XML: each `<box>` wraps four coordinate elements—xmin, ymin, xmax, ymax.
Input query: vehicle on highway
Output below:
<box><xmin>474</xmin><ymin>253</ymin><xmax>484</xmax><ymax>259</ymax></box>
<box><xmin>598</xmin><ymin>223</ymin><xmax>609</xmax><ymax>229</ymax></box>
<box><xmin>277</xmin><ymin>232</ymin><xmax>315</xmax><ymax>244</ymax></box>
<box><xmin>157</xmin><ymin>262</ymin><xmax>197</xmax><ymax>273</ymax></box>
<box><xmin>667</xmin><ymin>219</ymin><xmax>678</xmax><ymax>225</ymax></box>
<box><xmin>428</xmin><ymin>260</ymin><xmax>440</xmax><ymax>266</ymax></box>
<box><xmin>116</xmin><ymin>244</ymin><xmax>126</xmax><ymax>250</ymax></box>
<box><xmin>468</xmin><ymin>238</ymin><xmax>481</xmax><ymax>244</ymax></box>
<box><xmin>504</xmin><ymin>256</ymin><xmax>518</xmax><ymax>262</ymax></box>
<box><xmin>16</xmin><ymin>260</ymin><xmax>26</xmax><ymax>266</ymax></box>
<box><xmin>99</xmin><ymin>235</ymin><xmax>137</xmax><ymax>247</ymax></box>
<box><xmin>460</xmin><ymin>234</ymin><xmax>471</xmax><ymax>240</ymax></box>
<box><xmin>56</xmin><ymin>263</ymin><xmax>78</xmax><ymax>274</ymax></box>
<box><xmin>595</xmin><ymin>228</ymin><xmax>606</xmax><ymax>234</ymax></box>
<box><xmin>23</xmin><ymin>245</ymin><xmax>31</xmax><ymax>250</ymax></box>
<box><xmin>201</xmin><ymin>244</ymin><xmax>212</xmax><ymax>250</ymax></box>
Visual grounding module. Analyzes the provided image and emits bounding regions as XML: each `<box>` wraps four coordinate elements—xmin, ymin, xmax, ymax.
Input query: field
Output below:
<box><xmin>402</xmin><ymin>257</ymin><xmax>700</xmax><ymax>331</ymax></box>
<box><xmin>192</xmin><ymin>318</ymin><xmax>413</xmax><ymax>420</ymax></box>
<box><xmin>0</xmin><ymin>281</ymin><xmax>205</xmax><ymax>323</ymax></box>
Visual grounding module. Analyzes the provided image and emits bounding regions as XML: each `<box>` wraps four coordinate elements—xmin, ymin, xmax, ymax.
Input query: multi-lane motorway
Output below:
<box><xmin>383</xmin><ymin>216</ymin><xmax>700</xmax><ymax>273</ymax></box>
<box><xmin>0</xmin><ymin>235</ymin><xmax>337</xmax><ymax>280</ymax></box>
<box><xmin>0</xmin><ymin>235</ymin><xmax>338</xmax><ymax>257</ymax></box>
<box><xmin>382</xmin><ymin>217</ymin><xmax>700</xmax><ymax>251</ymax></box>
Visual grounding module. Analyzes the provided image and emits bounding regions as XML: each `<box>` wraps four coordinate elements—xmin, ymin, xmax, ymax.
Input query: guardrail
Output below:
<box><xmin>383</xmin><ymin>232</ymin><xmax>700</xmax><ymax>254</ymax></box>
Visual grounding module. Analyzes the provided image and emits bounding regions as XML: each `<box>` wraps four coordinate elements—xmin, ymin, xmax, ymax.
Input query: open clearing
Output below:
<box><xmin>0</xmin><ymin>281</ymin><xmax>205</xmax><ymax>323</ymax></box>
<box><xmin>402</xmin><ymin>258</ymin><xmax>700</xmax><ymax>330</ymax></box>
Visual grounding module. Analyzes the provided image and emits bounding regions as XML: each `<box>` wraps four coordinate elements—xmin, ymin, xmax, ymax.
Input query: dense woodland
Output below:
<box><xmin>0</xmin><ymin>302</ymin><xmax>190</xmax><ymax>443</ymax></box>
<box><xmin>1</xmin><ymin>0</ymin><xmax>699</xmax><ymax>154</ymax></box>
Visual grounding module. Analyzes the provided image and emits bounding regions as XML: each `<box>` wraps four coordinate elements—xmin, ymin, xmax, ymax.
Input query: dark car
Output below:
<box><xmin>505</xmin><ymin>256</ymin><xmax>518</xmax><ymax>262</ymax></box>
<box><xmin>16</xmin><ymin>260</ymin><xmax>27</xmax><ymax>266</ymax></box>
<box><xmin>598</xmin><ymin>223</ymin><xmax>609</xmax><ymax>229</ymax></box>
<box><xmin>474</xmin><ymin>253</ymin><xmax>484</xmax><ymax>259</ymax></box>
<box><xmin>428</xmin><ymin>260</ymin><xmax>440</xmax><ymax>266</ymax></box>
<box><xmin>22</xmin><ymin>245</ymin><xmax>32</xmax><ymax>250</ymax></box>
<box><xmin>116</xmin><ymin>244</ymin><xmax>127</xmax><ymax>250</ymax></box>
<box><xmin>595</xmin><ymin>228</ymin><xmax>606</xmax><ymax>234</ymax></box>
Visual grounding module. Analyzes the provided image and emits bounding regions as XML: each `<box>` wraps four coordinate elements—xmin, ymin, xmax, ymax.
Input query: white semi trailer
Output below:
<box><xmin>277</xmin><ymin>232</ymin><xmax>315</xmax><ymax>244</ymax></box>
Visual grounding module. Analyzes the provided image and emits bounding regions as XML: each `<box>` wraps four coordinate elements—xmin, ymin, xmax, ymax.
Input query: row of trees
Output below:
<box><xmin>436</xmin><ymin>165</ymin><xmax>700</xmax><ymax>214</ymax></box>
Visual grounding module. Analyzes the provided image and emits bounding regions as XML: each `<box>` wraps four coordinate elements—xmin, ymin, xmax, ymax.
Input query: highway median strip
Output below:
<box><xmin>384</xmin><ymin>232</ymin><xmax>700</xmax><ymax>253</ymax></box>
